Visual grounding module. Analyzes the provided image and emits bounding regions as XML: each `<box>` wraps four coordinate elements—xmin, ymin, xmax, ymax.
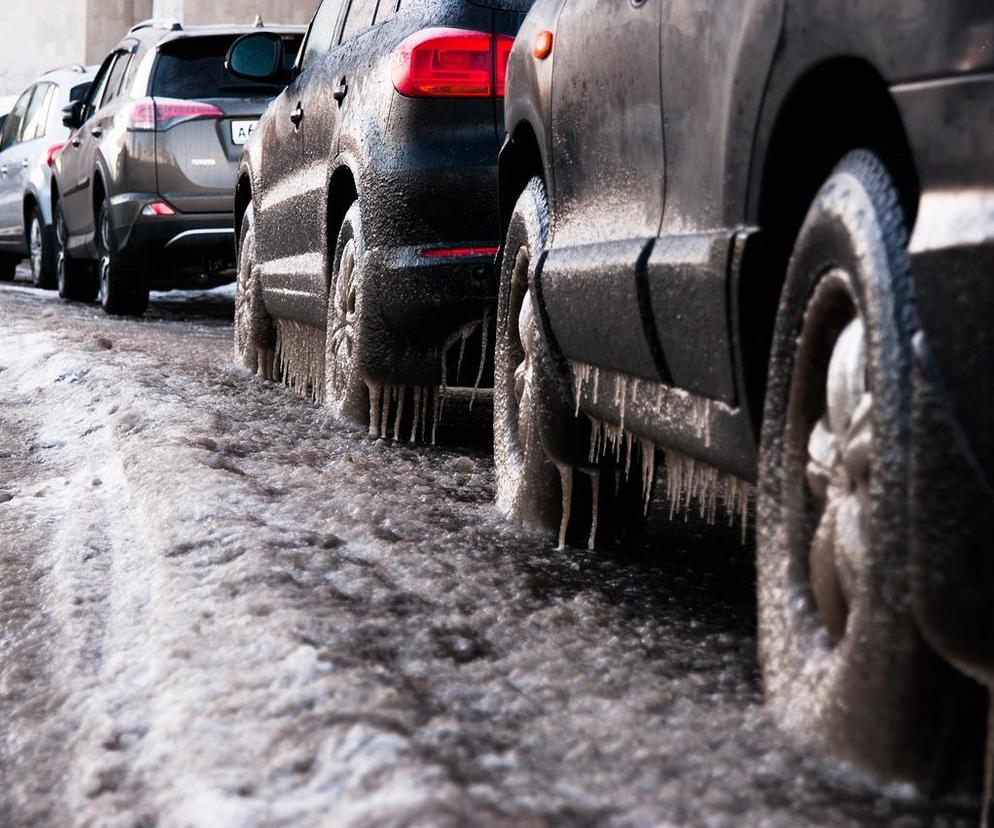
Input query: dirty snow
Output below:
<box><xmin>0</xmin><ymin>280</ymin><xmax>980</xmax><ymax>826</ymax></box>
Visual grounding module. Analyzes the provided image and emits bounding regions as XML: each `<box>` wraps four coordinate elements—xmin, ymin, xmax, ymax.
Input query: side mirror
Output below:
<box><xmin>69</xmin><ymin>81</ymin><xmax>92</xmax><ymax>103</ymax></box>
<box><xmin>226</xmin><ymin>32</ymin><xmax>287</xmax><ymax>83</ymax></box>
<box><xmin>62</xmin><ymin>100</ymin><xmax>84</xmax><ymax>130</ymax></box>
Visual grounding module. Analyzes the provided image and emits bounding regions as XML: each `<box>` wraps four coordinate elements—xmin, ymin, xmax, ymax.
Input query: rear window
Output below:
<box><xmin>153</xmin><ymin>35</ymin><xmax>298</xmax><ymax>100</ymax></box>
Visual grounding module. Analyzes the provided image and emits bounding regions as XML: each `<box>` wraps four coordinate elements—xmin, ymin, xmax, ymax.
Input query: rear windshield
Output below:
<box><xmin>152</xmin><ymin>35</ymin><xmax>298</xmax><ymax>100</ymax></box>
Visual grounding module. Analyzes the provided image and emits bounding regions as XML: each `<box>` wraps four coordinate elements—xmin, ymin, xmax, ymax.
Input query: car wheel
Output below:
<box><xmin>28</xmin><ymin>206</ymin><xmax>55</xmax><ymax>289</ymax></box>
<box><xmin>324</xmin><ymin>202</ymin><xmax>370</xmax><ymax>430</ymax></box>
<box><xmin>494</xmin><ymin>178</ymin><xmax>571</xmax><ymax>537</ymax></box>
<box><xmin>55</xmin><ymin>202</ymin><xmax>98</xmax><ymax>302</ymax></box>
<box><xmin>97</xmin><ymin>199</ymin><xmax>148</xmax><ymax>316</ymax></box>
<box><xmin>758</xmin><ymin>150</ymin><xmax>975</xmax><ymax>787</ymax></box>
<box><xmin>234</xmin><ymin>203</ymin><xmax>276</xmax><ymax>379</ymax></box>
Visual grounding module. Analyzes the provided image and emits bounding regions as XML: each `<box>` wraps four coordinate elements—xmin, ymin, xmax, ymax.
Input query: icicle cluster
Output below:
<box><xmin>366</xmin><ymin>383</ymin><xmax>439</xmax><ymax>444</ymax></box>
<box><xmin>439</xmin><ymin>309</ymin><xmax>490</xmax><ymax>409</ymax></box>
<box><xmin>663</xmin><ymin>449</ymin><xmax>751</xmax><ymax>542</ymax></box>
<box><xmin>274</xmin><ymin>319</ymin><xmax>326</xmax><ymax>402</ymax></box>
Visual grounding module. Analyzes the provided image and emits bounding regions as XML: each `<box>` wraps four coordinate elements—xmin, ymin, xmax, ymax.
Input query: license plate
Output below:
<box><xmin>231</xmin><ymin>120</ymin><xmax>258</xmax><ymax>146</ymax></box>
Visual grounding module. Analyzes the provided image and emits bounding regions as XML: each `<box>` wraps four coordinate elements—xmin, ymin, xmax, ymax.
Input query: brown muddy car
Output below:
<box><xmin>52</xmin><ymin>20</ymin><xmax>304</xmax><ymax>316</ymax></box>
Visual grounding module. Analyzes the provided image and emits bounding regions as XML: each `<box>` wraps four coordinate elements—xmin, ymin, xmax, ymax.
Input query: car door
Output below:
<box><xmin>540</xmin><ymin>0</ymin><xmax>668</xmax><ymax>383</ymax></box>
<box><xmin>648</xmin><ymin>0</ymin><xmax>785</xmax><ymax>405</ymax></box>
<box><xmin>0</xmin><ymin>87</ymin><xmax>33</xmax><ymax>244</ymax></box>
<box><xmin>257</xmin><ymin>0</ymin><xmax>348</xmax><ymax>323</ymax></box>
<box><xmin>59</xmin><ymin>52</ymin><xmax>117</xmax><ymax>247</ymax></box>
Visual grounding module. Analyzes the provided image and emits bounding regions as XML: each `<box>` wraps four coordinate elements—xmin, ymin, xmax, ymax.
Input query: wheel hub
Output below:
<box><xmin>805</xmin><ymin>316</ymin><xmax>873</xmax><ymax>640</ymax></box>
<box><xmin>328</xmin><ymin>240</ymin><xmax>357</xmax><ymax>394</ymax></box>
<box><xmin>30</xmin><ymin>220</ymin><xmax>42</xmax><ymax>279</ymax></box>
<box><xmin>514</xmin><ymin>285</ymin><xmax>538</xmax><ymax>448</ymax></box>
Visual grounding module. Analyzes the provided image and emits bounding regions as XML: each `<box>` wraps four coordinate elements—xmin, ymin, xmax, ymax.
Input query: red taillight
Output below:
<box><xmin>420</xmin><ymin>245</ymin><xmax>499</xmax><ymax>259</ymax></box>
<box><xmin>392</xmin><ymin>28</ymin><xmax>515</xmax><ymax>99</ymax></box>
<box><xmin>495</xmin><ymin>35</ymin><xmax>514</xmax><ymax>97</ymax></box>
<box><xmin>141</xmin><ymin>201</ymin><xmax>176</xmax><ymax>217</ymax></box>
<box><xmin>124</xmin><ymin>98</ymin><xmax>224</xmax><ymax>132</ymax></box>
<box><xmin>46</xmin><ymin>143</ymin><xmax>65</xmax><ymax>168</ymax></box>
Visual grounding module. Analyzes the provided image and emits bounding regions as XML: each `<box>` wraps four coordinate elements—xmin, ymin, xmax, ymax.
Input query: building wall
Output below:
<box><xmin>0</xmin><ymin>0</ymin><xmax>317</xmax><ymax>97</ymax></box>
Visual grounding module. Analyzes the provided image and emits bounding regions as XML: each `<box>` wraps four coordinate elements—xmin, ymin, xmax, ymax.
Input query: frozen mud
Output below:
<box><xmin>0</xmin><ymin>281</ymin><xmax>979</xmax><ymax>827</ymax></box>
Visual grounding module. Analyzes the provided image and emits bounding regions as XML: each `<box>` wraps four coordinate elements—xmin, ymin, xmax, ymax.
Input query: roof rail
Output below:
<box><xmin>43</xmin><ymin>64</ymin><xmax>87</xmax><ymax>75</ymax></box>
<box><xmin>129</xmin><ymin>18</ymin><xmax>183</xmax><ymax>34</ymax></box>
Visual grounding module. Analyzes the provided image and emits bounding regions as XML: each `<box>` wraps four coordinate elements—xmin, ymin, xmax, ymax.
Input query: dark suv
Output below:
<box><xmin>53</xmin><ymin>20</ymin><xmax>304</xmax><ymax>315</ymax></box>
<box><xmin>497</xmin><ymin>0</ymin><xmax>994</xmax><ymax>800</ymax></box>
<box><xmin>230</xmin><ymin>0</ymin><xmax>530</xmax><ymax>438</ymax></box>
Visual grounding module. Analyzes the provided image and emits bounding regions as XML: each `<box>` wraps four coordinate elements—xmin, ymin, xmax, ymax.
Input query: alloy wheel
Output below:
<box><xmin>328</xmin><ymin>238</ymin><xmax>358</xmax><ymax>395</ymax></box>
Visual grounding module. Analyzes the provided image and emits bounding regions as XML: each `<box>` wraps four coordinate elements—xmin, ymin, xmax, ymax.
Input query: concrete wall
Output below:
<box><xmin>0</xmin><ymin>0</ymin><xmax>317</xmax><ymax>97</ymax></box>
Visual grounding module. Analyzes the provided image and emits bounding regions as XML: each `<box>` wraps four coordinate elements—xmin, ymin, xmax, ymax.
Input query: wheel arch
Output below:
<box><xmin>325</xmin><ymin>161</ymin><xmax>358</xmax><ymax>292</ymax></box>
<box><xmin>739</xmin><ymin>56</ymin><xmax>920</xmax><ymax>435</ymax></box>
<box><xmin>22</xmin><ymin>191</ymin><xmax>39</xmax><ymax>244</ymax></box>
<box><xmin>498</xmin><ymin>120</ymin><xmax>547</xmax><ymax>250</ymax></box>
<box><xmin>234</xmin><ymin>169</ymin><xmax>252</xmax><ymax>244</ymax></box>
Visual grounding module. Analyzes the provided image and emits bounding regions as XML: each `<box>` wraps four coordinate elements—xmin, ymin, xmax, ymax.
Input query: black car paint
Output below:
<box><xmin>238</xmin><ymin>0</ymin><xmax>528</xmax><ymax>387</ymax></box>
<box><xmin>54</xmin><ymin>24</ymin><xmax>304</xmax><ymax>289</ymax></box>
<box><xmin>500</xmin><ymin>1</ymin><xmax>994</xmax><ymax>681</ymax></box>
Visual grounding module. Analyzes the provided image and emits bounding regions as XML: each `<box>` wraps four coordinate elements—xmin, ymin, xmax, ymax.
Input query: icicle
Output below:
<box><xmin>368</xmin><ymin>383</ymin><xmax>382</xmax><ymax>438</ymax></box>
<box><xmin>394</xmin><ymin>386</ymin><xmax>405</xmax><ymax>442</ymax></box>
<box><xmin>421</xmin><ymin>385</ymin><xmax>429</xmax><ymax>443</ymax></box>
<box><xmin>432</xmin><ymin>386</ymin><xmax>441</xmax><ymax>445</ymax></box>
<box><xmin>592</xmin><ymin>367</ymin><xmax>600</xmax><ymax>404</ymax></box>
<box><xmin>640</xmin><ymin>438</ymin><xmax>655</xmax><ymax>514</ymax></box>
<box><xmin>470</xmin><ymin>309</ymin><xmax>490</xmax><ymax>409</ymax></box>
<box><xmin>587</xmin><ymin>470</ymin><xmax>600</xmax><ymax>551</ymax></box>
<box><xmin>410</xmin><ymin>386</ymin><xmax>422</xmax><ymax>443</ymax></box>
<box><xmin>624</xmin><ymin>430</ymin><xmax>634</xmax><ymax>480</ymax></box>
<box><xmin>456</xmin><ymin>335</ymin><xmax>468</xmax><ymax>382</ymax></box>
<box><xmin>556</xmin><ymin>463</ymin><xmax>573</xmax><ymax>551</ymax></box>
<box><xmin>380</xmin><ymin>385</ymin><xmax>392</xmax><ymax>439</ymax></box>
<box><xmin>274</xmin><ymin>319</ymin><xmax>327</xmax><ymax>402</ymax></box>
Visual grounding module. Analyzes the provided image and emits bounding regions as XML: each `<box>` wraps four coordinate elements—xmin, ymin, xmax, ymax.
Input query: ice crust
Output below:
<box><xmin>0</xmin><ymin>286</ymin><xmax>952</xmax><ymax>827</ymax></box>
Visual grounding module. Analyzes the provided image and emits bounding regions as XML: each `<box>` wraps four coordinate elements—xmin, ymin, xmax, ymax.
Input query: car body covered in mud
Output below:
<box><xmin>233</xmin><ymin>0</ymin><xmax>532</xmax><ymax>437</ymax></box>
<box><xmin>496</xmin><ymin>0</ymin><xmax>993</xmax><ymax>802</ymax></box>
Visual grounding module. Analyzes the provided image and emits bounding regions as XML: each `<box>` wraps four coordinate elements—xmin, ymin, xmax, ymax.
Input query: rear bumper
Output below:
<box><xmin>109</xmin><ymin>193</ymin><xmax>236</xmax><ymax>282</ymax></box>
<box><xmin>358</xmin><ymin>244</ymin><xmax>498</xmax><ymax>386</ymax></box>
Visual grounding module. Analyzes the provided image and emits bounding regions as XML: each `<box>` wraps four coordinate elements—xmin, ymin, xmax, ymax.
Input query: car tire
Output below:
<box><xmin>28</xmin><ymin>206</ymin><xmax>56</xmax><ymax>289</ymax></box>
<box><xmin>97</xmin><ymin>199</ymin><xmax>148</xmax><ymax>316</ymax></box>
<box><xmin>234</xmin><ymin>203</ymin><xmax>276</xmax><ymax>379</ymax></box>
<box><xmin>55</xmin><ymin>202</ymin><xmax>98</xmax><ymax>303</ymax></box>
<box><xmin>324</xmin><ymin>202</ymin><xmax>371</xmax><ymax>429</ymax></box>
<box><xmin>494</xmin><ymin>178</ymin><xmax>574</xmax><ymax>537</ymax></box>
<box><xmin>757</xmin><ymin>150</ymin><xmax>976</xmax><ymax>788</ymax></box>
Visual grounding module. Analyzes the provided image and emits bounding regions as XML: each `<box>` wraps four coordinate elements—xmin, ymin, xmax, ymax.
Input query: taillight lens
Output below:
<box><xmin>124</xmin><ymin>98</ymin><xmax>224</xmax><ymax>132</ymax></box>
<box><xmin>420</xmin><ymin>245</ymin><xmax>499</xmax><ymax>259</ymax></box>
<box><xmin>141</xmin><ymin>201</ymin><xmax>176</xmax><ymax>217</ymax></box>
<box><xmin>392</xmin><ymin>28</ymin><xmax>516</xmax><ymax>99</ymax></box>
<box><xmin>495</xmin><ymin>35</ymin><xmax>514</xmax><ymax>97</ymax></box>
<box><xmin>46</xmin><ymin>143</ymin><xmax>65</xmax><ymax>168</ymax></box>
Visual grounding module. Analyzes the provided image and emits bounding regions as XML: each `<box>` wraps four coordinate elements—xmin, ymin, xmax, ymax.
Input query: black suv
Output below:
<box><xmin>497</xmin><ymin>0</ymin><xmax>994</xmax><ymax>799</ymax></box>
<box><xmin>230</xmin><ymin>0</ymin><xmax>530</xmax><ymax>437</ymax></box>
<box><xmin>53</xmin><ymin>20</ymin><xmax>304</xmax><ymax>315</ymax></box>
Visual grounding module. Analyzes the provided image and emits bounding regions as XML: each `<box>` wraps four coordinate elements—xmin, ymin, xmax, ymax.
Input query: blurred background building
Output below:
<box><xmin>0</xmin><ymin>0</ymin><xmax>316</xmax><ymax>96</ymax></box>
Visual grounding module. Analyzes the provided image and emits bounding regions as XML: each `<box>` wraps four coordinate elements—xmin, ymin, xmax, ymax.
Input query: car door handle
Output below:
<box><xmin>333</xmin><ymin>80</ymin><xmax>349</xmax><ymax>104</ymax></box>
<box><xmin>70</xmin><ymin>135</ymin><xmax>81</xmax><ymax>147</ymax></box>
<box><xmin>91</xmin><ymin>126</ymin><xmax>103</xmax><ymax>138</ymax></box>
<box><xmin>0</xmin><ymin>165</ymin><xmax>6</xmax><ymax>177</ymax></box>
<box><xmin>21</xmin><ymin>160</ymin><xmax>29</xmax><ymax>170</ymax></box>
<box><xmin>289</xmin><ymin>103</ymin><xmax>304</xmax><ymax>127</ymax></box>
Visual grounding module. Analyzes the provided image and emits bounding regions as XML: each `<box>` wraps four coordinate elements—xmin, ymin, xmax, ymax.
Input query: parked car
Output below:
<box><xmin>496</xmin><ymin>0</ymin><xmax>993</xmax><ymax>799</ymax></box>
<box><xmin>0</xmin><ymin>66</ymin><xmax>94</xmax><ymax>287</ymax></box>
<box><xmin>53</xmin><ymin>20</ymin><xmax>305</xmax><ymax>315</ymax></box>
<box><xmin>229</xmin><ymin>0</ymin><xmax>531</xmax><ymax>437</ymax></box>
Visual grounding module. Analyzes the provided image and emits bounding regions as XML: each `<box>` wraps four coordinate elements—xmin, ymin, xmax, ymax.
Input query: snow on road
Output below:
<box><xmin>0</xmin><ymin>283</ymin><xmax>978</xmax><ymax>826</ymax></box>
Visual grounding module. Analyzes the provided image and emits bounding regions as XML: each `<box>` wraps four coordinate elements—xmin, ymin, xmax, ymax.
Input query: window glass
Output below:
<box><xmin>0</xmin><ymin>89</ymin><xmax>32</xmax><ymax>151</ymax></box>
<box><xmin>102</xmin><ymin>52</ymin><xmax>132</xmax><ymax>107</ymax></box>
<box><xmin>20</xmin><ymin>84</ymin><xmax>49</xmax><ymax>142</ymax></box>
<box><xmin>83</xmin><ymin>54</ymin><xmax>117</xmax><ymax>122</ymax></box>
<box><xmin>37</xmin><ymin>84</ymin><xmax>57</xmax><ymax>137</ymax></box>
<box><xmin>341</xmin><ymin>0</ymin><xmax>379</xmax><ymax>42</ymax></box>
<box><xmin>301</xmin><ymin>0</ymin><xmax>345</xmax><ymax>71</ymax></box>
<box><xmin>373</xmin><ymin>0</ymin><xmax>399</xmax><ymax>25</ymax></box>
<box><xmin>153</xmin><ymin>35</ymin><xmax>292</xmax><ymax>99</ymax></box>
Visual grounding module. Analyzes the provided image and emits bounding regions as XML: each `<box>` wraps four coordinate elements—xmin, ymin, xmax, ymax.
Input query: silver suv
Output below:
<box><xmin>0</xmin><ymin>65</ymin><xmax>94</xmax><ymax>287</ymax></box>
